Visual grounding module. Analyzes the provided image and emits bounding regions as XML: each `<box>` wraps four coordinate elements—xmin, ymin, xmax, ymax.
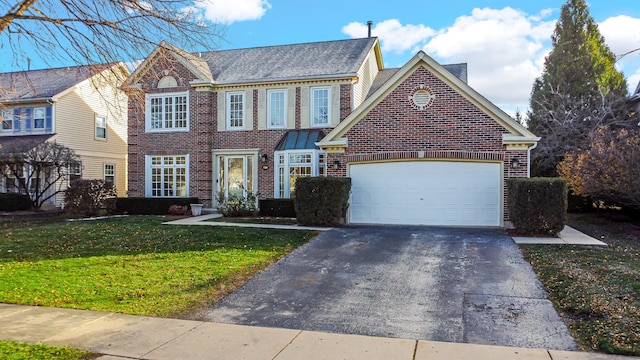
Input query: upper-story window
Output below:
<box><xmin>311</xmin><ymin>87</ymin><xmax>330</xmax><ymax>126</ymax></box>
<box><xmin>227</xmin><ymin>91</ymin><xmax>245</xmax><ymax>129</ymax></box>
<box><xmin>33</xmin><ymin>108</ymin><xmax>45</xmax><ymax>129</ymax></box>
<box><xmin>1</xmin><ymin>110</ymin><xmax>12</xmax><ymax>130</ymax></box>
<box><xmin>268</xmin><ymin>89</ymin><xmax>287</xmax><ymax>129</ymax></box>
<box><xmin>95</xmin><ymin>115</ymin><xmax>107</xmax><ymax>139</ymax></box>
<box><xmin>146</xmin><ymin>92</ymin><xmax>188</xmax><ymax>132</ymax></box>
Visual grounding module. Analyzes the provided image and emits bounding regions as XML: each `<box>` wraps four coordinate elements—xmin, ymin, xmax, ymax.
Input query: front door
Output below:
<box><xmin>216</xmin><ymin>154</ymin><xmax>254</xmax><ymax>202</ymax></box>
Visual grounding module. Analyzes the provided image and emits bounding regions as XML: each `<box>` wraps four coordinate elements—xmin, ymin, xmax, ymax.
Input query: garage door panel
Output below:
<box><xmin>349</xmin><ymin>161</ymin><xmax>501</xmax><ymax>227</ymax></box>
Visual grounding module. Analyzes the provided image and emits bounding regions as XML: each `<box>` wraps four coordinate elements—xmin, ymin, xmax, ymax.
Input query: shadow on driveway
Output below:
<box><xmin>199</xmin><ymin>226</ymin><xmax>577</xmax><ymax>350</ymax></box>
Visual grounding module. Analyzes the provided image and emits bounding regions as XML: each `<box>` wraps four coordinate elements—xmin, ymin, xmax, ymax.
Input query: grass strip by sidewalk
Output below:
<box><xmin>0</xmin><ymin>341</ymin><xmax>95</xmax><ymax>360</ymax></box>
<box><xmin>520</xmin><ymin>212</ymin><xmax>640</xmax><ymax>356</ymax></box>
<box><xmin>0</xmin><ymin>216</ymin><xmax>316</xmax><ymax>317</ymax></box>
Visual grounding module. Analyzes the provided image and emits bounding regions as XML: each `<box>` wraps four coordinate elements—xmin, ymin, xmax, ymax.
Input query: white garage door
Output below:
<box><xmin>349</xmin><ymin>161</ymin><xmax>501</xmax><ymax>227</ymax></box>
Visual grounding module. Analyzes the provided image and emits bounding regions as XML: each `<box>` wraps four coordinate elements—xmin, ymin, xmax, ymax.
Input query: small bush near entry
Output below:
<box><xmin>507</xmin><ymin>177</ymin><xmax>567</xmax><ymax>235</ymax></box>
<box><xmin>114</xmin><ymin>197</ymin><xmax>200</xmax><ymax>215</ymax></box>
<box><xmin>295</xmin><ymin>177</ymin><xmax>351</xmax><ymax>226</ymax></box>
<box><xmin>216</xmin><ymin>191</ymin><xmax>258</xmax><ymax>217</ymax></box>
<box><xmin>64</xmin><ymin>179</ymin><xmax>117</xmax><ymax>216</ymax></box>
<box><xmin>0</xmin><ymin>193</ymin><xmax>32</xmax><ymax>211</ymax></box>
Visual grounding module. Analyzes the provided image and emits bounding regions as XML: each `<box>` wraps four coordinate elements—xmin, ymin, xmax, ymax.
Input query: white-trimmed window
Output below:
<box><xmin>95</xmin><ymin>115</ymin><xmax>107</xmax><ymax>139</ymax></box>
<box><xmin>146</xmin><ymin>92</ymin><xmax>188</xmax><ymax>132</ymax></box>
<box><xmin>1</xmin><ymin>110</ymin><xmax>12</xmax><ymax>130</ymax></box>
<box><xmin>104</xmin><ymin>164</ymin><xmax>115</xmax><ymax>185</ymax></box>
<box><xmin>311</xmin><ymin>87</ymin><xmax>330</xmax><ymax>126</ymax></box>
<box><xmin>147</xmin><ymin>155</ymin><xmax>188</xmax><ymax>197</ymax></box>
<box><xmin>275</xmin><ymin>150</ymin><xmax>326</xmax><ymax>198</ymax></box>
<box><xmin>33</xmin><ymin>107</ymin><xmax>45</xmax><ymax>129</ymax></box>
<box><xmin>69</xmin><ymin>162</ymin><xmax>82</xmax><ymax>182</ymax></box>
<box><xmin>227</xmin><ymin>92</ymin><xmax>245</xmax><ymax>129</ymax></box>
<box><xmin>267</xmin><ymin>89</ymin><xmax>287</xmax><ymax>128</ymax></box>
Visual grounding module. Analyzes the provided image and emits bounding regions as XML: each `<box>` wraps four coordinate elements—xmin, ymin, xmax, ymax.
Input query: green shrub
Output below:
<box><xmin>114</xmin><ymin>197</ymin><xmax>199</xmax><ymax>215</ymax></box>
<box><xmin>64</xmin><ymin>179</ymin><xmax>117</xmax><ymax>216</ymax></box>
<box><xmin>216</xmin><ymin>191</ymin><xmax>257</xmax><ymax>217</ymax></box>
<box><xmin>259</xmin><ymin>198</ymin><xmax>296</xmax><ymax>217</ymax></box>
<box><xmin>0</xmin><ymin>193</ymin><xmax>32</xmax><ymax>212</ymax></box>
<box><xmin>507</xmin><ymin>177</ymin><xmax>567</xmax><ymax>235</ymax></box>
<box><xmin>294</xmin><ymin>177</ymin><xmax>351</xmax><ymax>226</ymax></box>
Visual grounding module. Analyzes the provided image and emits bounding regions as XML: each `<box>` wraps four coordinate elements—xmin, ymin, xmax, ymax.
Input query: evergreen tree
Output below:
<box><xmin>528</xmin><ymin>0</ymin><xmax>628</xmax><ymax>176</ymax></box>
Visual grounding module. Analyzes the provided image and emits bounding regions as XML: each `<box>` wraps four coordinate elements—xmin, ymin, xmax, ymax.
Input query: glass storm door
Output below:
<box><xmin>219</xmin><ymin>155</ymin><xmax>253</xmax><ymax>199</ymax></box>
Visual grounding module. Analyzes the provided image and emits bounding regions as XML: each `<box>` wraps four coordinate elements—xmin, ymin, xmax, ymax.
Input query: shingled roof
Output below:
<box><xmin>198</xmin><ymin>37</ymin><xmax>378</xmax><ymax>84</ymax></box>
<box><xmin>0</xmin><ymin>64</ymin><xmax>110</xmax><ymax>103</ymax></box>
<box><xmin>366</xmin><ymin>63</ymin><xmax>468</xmax><ymax>99</ymax></box>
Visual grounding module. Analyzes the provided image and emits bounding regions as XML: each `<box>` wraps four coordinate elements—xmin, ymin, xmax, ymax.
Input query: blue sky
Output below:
<box><xmin>209</xmin><ymin>0</ymin><xmax>640</xmax><ymax>115</ymax></box>
<box><xmin>3</xmin><ymin>0</ymin><xmax>640</xmax><ymax>114</ymax></box>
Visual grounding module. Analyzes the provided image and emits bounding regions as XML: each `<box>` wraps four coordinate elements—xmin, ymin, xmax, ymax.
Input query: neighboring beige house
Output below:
<box><xmin>0</xmin><ymin>64</ymin><xmax>129</xmax><ymax>207</ymax></box>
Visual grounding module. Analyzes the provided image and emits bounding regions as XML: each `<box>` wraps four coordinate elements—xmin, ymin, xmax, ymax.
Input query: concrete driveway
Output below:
<box><xmin>199</xmin><ymin>226</ymin><xmax>577</xmax><ymax>350</ymax></box>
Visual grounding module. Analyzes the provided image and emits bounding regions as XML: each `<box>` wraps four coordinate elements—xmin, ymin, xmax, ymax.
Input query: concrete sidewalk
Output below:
<box><xmin>1</xmin><ymin>304</ymin><xmax>635</xmax><ymax>360</ymax></box>
<box><xmin>512</xmin><ymin>226</ymin><xmax>607</xmax><ymax>246</ymax></box>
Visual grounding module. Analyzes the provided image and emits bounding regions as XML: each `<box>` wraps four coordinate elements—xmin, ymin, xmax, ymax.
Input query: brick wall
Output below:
<box><xmin>326</xmin><ymin>65</ymin><xmax>529</xmax><ymax>222</ymax></box>
<box><xmin>127</xmin><ymin>53</ymin><xmax>214</xmax><ymax>206</ymax></box>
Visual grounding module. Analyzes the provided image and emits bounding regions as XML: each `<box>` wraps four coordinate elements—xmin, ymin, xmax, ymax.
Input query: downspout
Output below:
<box><xmin>527</xmin><ymin>142</ymin><xmax>538</xmax><ymax>178</ymax></box>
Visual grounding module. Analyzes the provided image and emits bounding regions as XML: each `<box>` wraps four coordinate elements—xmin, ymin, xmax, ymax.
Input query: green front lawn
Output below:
<box><xmin>0</xmin><ymin>216</ymin><xmax>316</xmax><ymax>317</ymax></box>
<box><xmin>521</xmin><ymin>212</ymin><xmax>640</xmax><ymax>356</ymax></box>
<box><xmin>0</xmin><ymin>341</ymin><xmax>95</xmax><ymax>360</ymax></box>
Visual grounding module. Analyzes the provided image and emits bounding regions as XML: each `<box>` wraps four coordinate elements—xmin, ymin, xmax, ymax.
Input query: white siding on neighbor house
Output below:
<box><xmin>353</xmin><ymin>45</ymin><xmax>381</xmax><ymax>109</ymax></box>
<box><xmin>49</xmin><ymin>68</ymin><xmax>128</xmax><ymax>203</ymax></box>
<box><xmin>53</xmin><ymin>154</ymin><xmax>127</xmax><ymax>206</ymax></box>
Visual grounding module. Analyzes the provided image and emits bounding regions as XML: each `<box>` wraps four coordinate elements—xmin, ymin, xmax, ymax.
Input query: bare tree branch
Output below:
<box><xmin>0</xmin><ymin>0</ymin><xmax>224</xmax><ymax>71</ymax></box>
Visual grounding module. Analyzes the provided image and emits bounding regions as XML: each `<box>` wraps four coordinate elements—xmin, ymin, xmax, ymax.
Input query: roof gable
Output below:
<box><xmin>320</xmin><ymin>51</ymin><xmax>538</xmax><ymax>149</ymax></box>
<box><xmin>127</xmin><ymin>41</ymin><xmax>214</xmax><ymax>88</ymax></box>
<box><xmin>127</xmin><ymin>38</ymin><xmax>380</xmax><ymax>88</ymax></box>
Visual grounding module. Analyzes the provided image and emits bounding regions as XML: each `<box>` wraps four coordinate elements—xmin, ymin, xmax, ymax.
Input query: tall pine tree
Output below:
<box><xmin>528</xmin><ymin>0</ymin><xmax>628</xmax><ymax>176</ymax></box>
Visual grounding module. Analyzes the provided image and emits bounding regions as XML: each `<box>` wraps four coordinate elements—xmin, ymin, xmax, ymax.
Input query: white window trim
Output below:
<box><xmin>1</xmin><ymin>110</ymin><xmax>12</xmax><ymax>131</ymax></box>
<box><xmin>145</xmin><ymin>91</ymin><xmax>189</xmax><ymax>133</ymax></box>
<box><xmin>310</xmin><ymin>86</ymin><xmax>331</xmax><ymax>127</ymax></box>
<box><xmin>145</xmin><ymin>155</ymin><xmax>190</xmax><ymax>197</ymax></box>
<box><xmin>213</xmin><ymin>149</ymin><xmax>259</xmax><ymax>206</ymax></box>
<box><xmin>95</xmin><ymin>115</ymin><xmax>107</xmax><ymax>140</ymax></box>
<box><xmin>226</xmin><ymin>91</ymin><xmax>246</xmax><ymax>130</ymax></box>
<box><xmin>33</xmin><ymin>107</ymin><xmax>46</xmax><ymax>129</ymax></box>
<box><xmin>267</xmin><ymin>89</ymin><xmax>287</xmax><ymax>129</ymax></box>
<box><xmin>274</xmin><ymin>149</ymin><xmax>326</xmax><ymax>198</ymax></box>
<box><xmin>104</xmin><ymin>164</ymin><xmax>115</xmax><ymax>184</ymax></box>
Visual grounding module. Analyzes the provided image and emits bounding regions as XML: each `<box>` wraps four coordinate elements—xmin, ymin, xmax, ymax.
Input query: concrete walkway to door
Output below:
<box><xmin>196</xmin><ymin>226</ymin><xmax>578</xmax><ymax>351</ymax></box>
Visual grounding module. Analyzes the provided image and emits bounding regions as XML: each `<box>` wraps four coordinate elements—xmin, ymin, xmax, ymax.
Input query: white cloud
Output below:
<box><xmin>193</xmin><ymin>0</ymin><xmax>271</xmax><ymax>24</ymax></box>
<box><xmin>599</xmin><ymin>15</ymin><xmax>640</xmax><ymax>92</ymax></box>
<box><xmin>342</xmin><ymin>19</ymin><xmax>435</xmax><ymax>54</ymax></box>
<box><xmin>342</xmin><ymin>9</ymin><xmax>640</xmax><ymax>111</ymax></box>
<box><xmin>423</xmin><ymin>7</ymin><xmax>556</xmax><ymax>110</ymax></box>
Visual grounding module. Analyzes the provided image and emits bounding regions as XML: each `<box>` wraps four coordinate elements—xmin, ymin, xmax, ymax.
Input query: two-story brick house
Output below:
<box><xmin>0</xmin><ymin>64</ymin><xmax>129</xmax><ymax>207</ymax></box>
<box><xmin>126</xmin><ymin>37</ymin><xmax>539</xmax><ymax>227</ymax></box>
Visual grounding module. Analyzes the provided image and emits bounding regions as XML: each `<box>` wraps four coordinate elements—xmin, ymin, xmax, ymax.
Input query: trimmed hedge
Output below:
<box><xmin>294</xmin><ymin>177</ymin><xmax>351</xmax><ymax>226</ymax></box>
<box><xmin>507</xmin><ymin>177</ymin><xmax>567</xmax><ymax>235</ymax></box>
<box><xmin>259</xmin><ymin>198</ymin><xmax>296</xmax><ymax>217</ymax></box>
<box><xmin>0</xmin><ymin>193</ymin><xmax>32</xmax><ymax>212</ymax></box>
<box><xmin>114</xmin><ymin>197</ymin><xmax>200</xmax><ymax>215</ymax></box>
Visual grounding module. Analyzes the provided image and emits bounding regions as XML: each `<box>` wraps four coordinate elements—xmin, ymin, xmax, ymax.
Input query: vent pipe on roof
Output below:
<box><xmin>367</xmin><ymin>21</ymin><xmax>373</xmax><ymax>37</ymax></box>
